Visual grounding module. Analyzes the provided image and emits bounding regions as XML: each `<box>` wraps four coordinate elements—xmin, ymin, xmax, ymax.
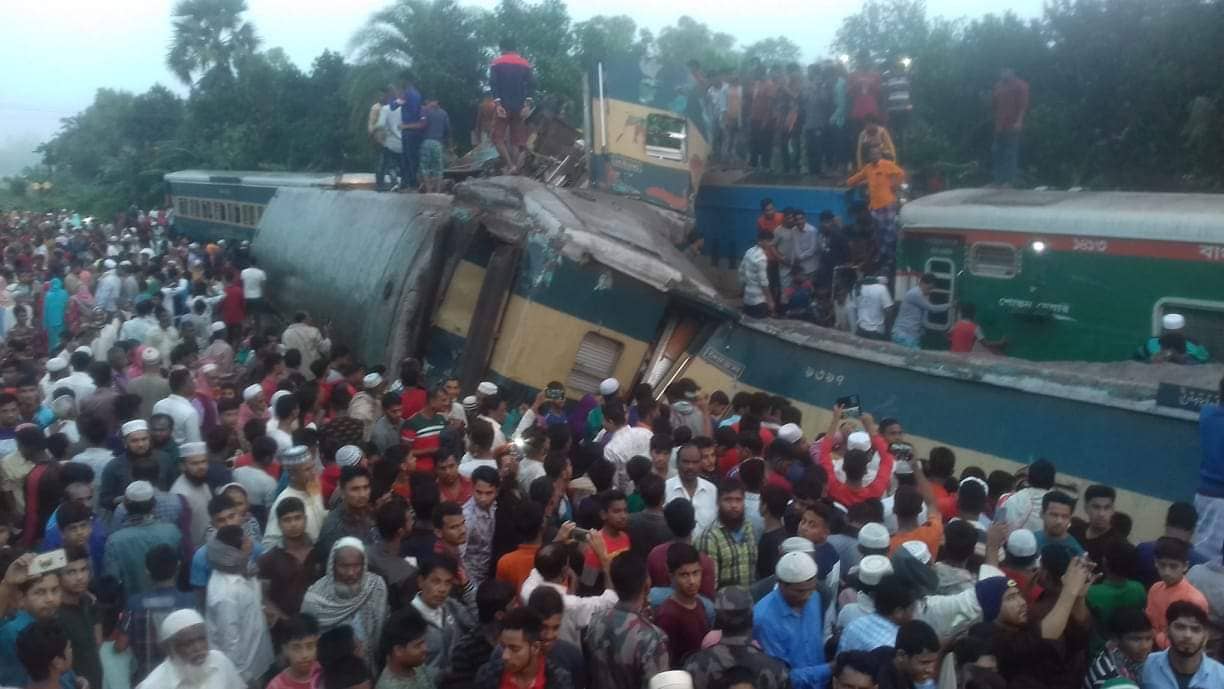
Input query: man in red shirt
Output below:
<box><xmin>992</xmin><ymin>68</ymin><xmax>1030</xmax><ymax>186</ymax></box>
<box><xmin>948</xmin><ymin>303</ymin><xmax>1007</xmax><ymax>354</ymax></box>
<box><xmin>654</xmin><ymin>542</ymin><xmax>711</xmax><ymax>663</ymax></box>
<box><xmin>584</xmin><ymin>490</ymin><xmax>631</xmax><ymax>574</ymax></box>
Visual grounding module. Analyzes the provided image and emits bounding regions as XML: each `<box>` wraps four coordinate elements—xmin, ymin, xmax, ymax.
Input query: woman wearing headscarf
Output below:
<box><xmin>300</xmin><ymin>537</ymin><xmax>388</xmax><ymax>672</ymax></box>
<box><xmin>0</xmin><ymin>274</ymin><xmax>15</xmax><ymax>340</ymax></box>
<box><xmin>66</xmin><ymin>280</ymin><xmax>94</xmax><ymax>337</ymax></box>
<box><xmin>44</xmin><ymin>278</ymin><xmax>69</xmax><ymax>353</ymax></box>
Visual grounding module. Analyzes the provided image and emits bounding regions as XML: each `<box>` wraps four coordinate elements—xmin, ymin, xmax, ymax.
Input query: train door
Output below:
<box><xmin>636</xmin><ymin>304</ymin><xmax>718</xmax><ymax>398</ymax></box>
<box><xmin>923</xmin><ymin>254</ymin><xmax>957</xmax><ymax>331</ymax></box>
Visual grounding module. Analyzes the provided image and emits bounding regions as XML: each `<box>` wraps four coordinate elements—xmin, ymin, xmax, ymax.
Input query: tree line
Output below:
<box><xmin>6</xmin><ymin>0</ymin><xmax>1224</xmax><ymax>215</ymax></box>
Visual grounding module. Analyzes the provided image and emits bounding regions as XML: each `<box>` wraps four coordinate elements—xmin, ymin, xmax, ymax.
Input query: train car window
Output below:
<box><xmin>255</xmin><ymin>206</ymin><xmax>264</xmax><ymax>223</ymax></box>
<box><xmin>177</xmin><ymin>198</ymin><xmax>188</xmax><ymax>216</ymax></box>
<box><xmin>1154</xmin><ymin>299</ymin><xmax>1224</xmax><ymax>358</ymax></box>
<box><xmin>242</xmin><ymin>205</ymin><xmax>254</xmax><ymax>226</ymax></box>
<box><xmin>217</xmin><ymin>203</ymin><xmax>227</xmax><ymax>222</ymax></box>
<box><xmin>645</xmin><ymin>114</ymin><xmax>686</xmax><ymax>162</ymax></box>
<box><xmin>202</xmin><ymin>201</ymin><xmax>213</xmax><ymax>220</ymax></box>
<box><xmin>968</xmin><ymin>242</ymin><xmax>1018</xmax><ymax>278</ymax></box>
<box><xmin>923</xmin><ymin>258</ymin><xmax>956</xmax><ymax>331</ymax></box>
<box><xmin>190</xmin><ymin>199</ymin><xmax>200</xmax><ymax>218</ymax></box>
<box><xmin>566</xmin><ymin>332</ymin><xmax>624</xmax><ymax>394</ymax></box>
<box><xmin>231</xmin><ymin>204</ymin><xmax>241</xmax><ymax>223</ymax></box>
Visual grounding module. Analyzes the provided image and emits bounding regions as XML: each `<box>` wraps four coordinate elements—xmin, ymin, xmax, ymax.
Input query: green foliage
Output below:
<box><xmin>5</xmin><ymin>178</ymin><xmax>27</xmax><ymax>197</ymax></box>
<box><xmin>573</xmin><ymin>15</ymin><xmax>644</xmax><ymax>67</ymax></box>
<box><xmin>655</xmin><ymin>16</ymin><xmax>739</xmax><ymax>73</ymax></box>
<box><xmin>742</xmin><ymin>37</ymin><xmax>801</xmax><ymax>67</ymax></box>
<box><xmin>836</xmin><ymin>0</ymin><xmax>1224</xmax><ymax>190</ymax></box>
<box><xmin>167</xmin><ymin>0</ymin><xmax>261</xmax><ymax>85</ymax></box>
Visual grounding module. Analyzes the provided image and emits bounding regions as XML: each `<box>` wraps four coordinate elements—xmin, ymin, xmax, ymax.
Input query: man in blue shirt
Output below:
<box><xmin>1141</xmin><ymin>600</ymin><xmax>1224</xmax><ymax>688</ymax></box>
<box><xmin>394</xmin><ymin>73</ymin><xmax>425</xmax><ymax>192</ymax></box>
<box><xmin>753</xmin><ymin>551</ymin><xmax>830</xmax><ymax>689</ymax></box>
<box><xmin>1195</xmin><ymin>386</ymin><xmax>1224</xmax><ymax>560</ymax></box>
<box><xmin>1032</xmin><ymin>491</ymin><xmax>1085</xmax><ymax>558</ymax></box>
<box><xmin>0</xmin><ymin>553</ymin><xmax>79</xmax><ymax>689</ymax></box>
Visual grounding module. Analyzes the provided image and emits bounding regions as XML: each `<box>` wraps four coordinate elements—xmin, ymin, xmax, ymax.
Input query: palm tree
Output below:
<box><xmin>166</xmin><ymin>0</ymin><xmax>261</xmax><ymax>86</ymax></box>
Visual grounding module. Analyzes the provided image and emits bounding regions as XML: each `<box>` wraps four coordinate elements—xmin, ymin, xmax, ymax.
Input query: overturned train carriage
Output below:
<box><xmin>247</xmin><ymin>177</ymin><xmax>1199</xmax><ymax>541</ymax></box>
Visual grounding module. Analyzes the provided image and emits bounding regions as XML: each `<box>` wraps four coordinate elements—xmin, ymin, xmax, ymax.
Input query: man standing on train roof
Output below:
<box><xmin>489</xmin><ymin>37</ymin><xmax>535</xmax><ymax>175</ymax></box>
<box><xmin>891</xmin><ymin>273</ymin><xmax>951</xmax><ymax>349</ymax></box>
<box><xmin>1136</xmin><ymin>313</ymin><xmax>1209</xmax><ymax>364</ymax></box>
<box><xmin>739</xmin><ymin>231</ymin><xmax>776</xmax><ymax>318</ymax></box>
<box><xmin>846</xmin><ymin>146</ymin><xmax>906</xmax><ymax>281</ymax></box>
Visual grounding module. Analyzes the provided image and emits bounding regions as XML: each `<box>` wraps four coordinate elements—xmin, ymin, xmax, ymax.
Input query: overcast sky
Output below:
<box><xmin>0</xmin><ymin>0</ymin><xmax>1044</xmax><ymax>170</ymax></box>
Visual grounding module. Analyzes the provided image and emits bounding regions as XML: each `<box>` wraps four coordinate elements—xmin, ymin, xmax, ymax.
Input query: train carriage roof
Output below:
<box><xmin>165</xmin><ymin>170</ymin><xmax>375</xmax><ymax>188</ymax></box>
<box><xmin>900</xmin><ymin>188</ymin><xmax>1224</xmax><ymax>244</ymax></box>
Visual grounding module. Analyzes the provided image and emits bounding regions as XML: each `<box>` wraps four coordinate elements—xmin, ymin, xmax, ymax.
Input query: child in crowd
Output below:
<box><xmin>1145</xmin><ymin>536</ymin><xmax>1209</xmax><ymax>648</ymax></box>
<box><xmin>267</xmin><ymin>614</ymin><xmax>323</xmax><ymax>689</ymax></box>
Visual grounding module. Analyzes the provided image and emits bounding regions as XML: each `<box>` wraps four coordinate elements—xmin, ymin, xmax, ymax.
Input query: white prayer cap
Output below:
<box><xmin>141</xmin><ymin>347</ymin><xmax>161</xmax><ymax>364</ymax></box>
<box><xmin>124</xmin><ymin>480</ymin><xmax>155</xmax><ymax>503</ymax></box>
<box><xmin>362</xmin><ymin>373</ymin><xmax>384</xmax><ymax>389</ymax></box>
<box><xmin>103</xmin><ymin>259</ymin><xmax>116</xmax><ymax>269</ymax></box>
<box><xmin>74</xmin><ymin>346</ymin><xmax>92</xmax><ymax>356</ymax></box>
<box><xmin>858</xmin><ymin>555</ymin><xmax>894</xmax><ymax>586</ymax></box>
<box><xmin>201</xmin><ymin>363</ymin><xmax>218</xmax><ymax>375</ymax></box>
<box><xmin>158</xmin><ymin>608</ymin><xmax>205</xmax><ymax>642</ymax></box>
<box><xmin>210</xmin><ymin>321</ymin><xmax>227</xmax><ymax>334</ymax></box>
<box><xmin>243</xmin><ymin>384</ymin><xmax>263</xmax><ymax>402</ymax></box>
<box><xmin>648</xmin><ymin>671</ymin><xmax>693</xmax><ymax>689</ymax></box>
<box><xmin>776</xmin><ymin>551</ymin><xmax>818</xmax><ymax>583</ymax></box>
<box><xmin>462</xmin><ymin>395</ymin><xmax>478</xmax><ymax>413</ymax></box>
<box><xmin>279</xmin><ymin>445</ymin><xmax>310</xmax><ymax>466</ymax></box>
<box><xmin>777</xmin><ymin>423</ymin><xmax>802</xmax><ymax>444</ymax></box>
<box><xmin>477</xmin><ymin>381</ymin><xmax>498</xmax><ymax>396</ymax></box>
<box><xmin>180</xmin><ymin>441</ymin><xmax>207</xmax><ymax>457</ymax></box>
<box><xmin>216</xmin><ymin>482</ymin><xmax>246</xmax><ymax>497</ymax></box>
<box><xmin>780</xmin><ymin>536</ymin><xmax>816</xmax><ymax>554</ymax></box>
<box><xmin>1162</xmin><ymin>313</ymin><xmax>1185</xmax><ymax>331</ymax></box>
<box><xmin>902</xmin><ymin>540</ymin><xmax>932</xmax><ymax>565</ymax></box>
<box><xmin>598</xmin><ymin>378</ymin><xmax>620</xmax><ymax>396</ymax></box>
<box><xmin>336</xmin><ymin>445</ymin><xmax>363</xmax><ymax>467</ymax></box>
<box><xmin>858</xmin><ymin>522</ymin><xmax>891</xmax><ymax>551</ymax></box>
<box><xmin>121</xmin><ymin>420</ymin><xmax>148</xmax><ymax>436</ymax></box>
<box><xmin>140</xmin><ymin>247</ymin><xmax>154</xmax><ymax>257</ymax></box>
<box><xmin>45</xmin><ymin>357</ymin><xmax>68</xmax><ymax>373</ymax></box>
<box><xmin>846</xmin><ymin>431</ymin><xmax>872</xmax><ymax>452</ymax></box>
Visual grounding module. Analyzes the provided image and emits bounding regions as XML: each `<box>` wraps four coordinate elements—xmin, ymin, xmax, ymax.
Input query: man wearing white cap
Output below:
<box><xmin>585</xmin><ymin>377</ymin><xmax>620</xmax><ymax>442</ymax></box>
<box><xmin>128</xmin><ymin>347</ymin><xmax>171</xmax><ymax>420</ymax></box>
<box><xmin>238</xmin><ymin>383</ymin><xmax>269</xmax><ymax>431</ymax></box>
<box><xmin>836</xmin><ymin>554</ymin><xmax>894</xmax><ymax>632</ymax></box>
<box><xmin>103</xmin><ymin>481</ymin><xmax>185</xmax><ymax>597</ymax></box>
<box><xmin>1137</xmin><ymin>313</ymin><xmax>1209</xmax><ymax>364</ymax></box>
<box><xmin>136</xmin><ymin>608</ymin><xmax>244</xmax><ymax>689</ymax></box>
<box><xmin>754</xmin><ymin>551</ymin><xmax>831</xmax><ymax>689</ymax></box>
<box><xmin>262</xmin><ymin>446</ymin><xmax>327</xmax><ymax>547</ymax></box>
<box><xmin>348</xmin><ymin>372</ymin><xmax>385</xmax><ymax>441</ymax></box>
<box><xmin>171</xmin><ymin>442</ymin><xmax>213</xmax><ymax>548</ymax></box>
<box><xmin>94</xmin><ymin>259</ymin><xmax>121</xmax><ymax>315</ymax></box>
<box><xmin>281</xmin><ymin>312</ymin><xmax>331</xmax><ymax>381</ymax></box>
<box><xmin>39</xmin><ymin>357</ymin><xmax>70</xmax><ymax>405</ymax></box>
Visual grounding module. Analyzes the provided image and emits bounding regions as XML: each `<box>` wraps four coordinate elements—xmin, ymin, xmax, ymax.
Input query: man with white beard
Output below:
<box><xmin>137</xmin><ymin>608</ymin><xmax>244</xmax><ymax>689</ymax></box>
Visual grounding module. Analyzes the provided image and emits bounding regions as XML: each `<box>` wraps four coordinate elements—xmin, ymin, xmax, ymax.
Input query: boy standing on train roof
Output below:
<box><xmin>1136</xmin><ymin>313</ymin><xmax>1209</xmax><ymax>364</ymax></box>
<box><xmin>420</xmin><ymin>99</ymin><xmax>451</xmax><ymax>194</ymax></box>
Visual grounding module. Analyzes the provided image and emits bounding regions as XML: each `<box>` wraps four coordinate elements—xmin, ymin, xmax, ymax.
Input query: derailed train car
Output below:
<box><xmin>239</xmin><ymin>175</ymin><xmax>1204</xmax><ymax>540</ymax></box>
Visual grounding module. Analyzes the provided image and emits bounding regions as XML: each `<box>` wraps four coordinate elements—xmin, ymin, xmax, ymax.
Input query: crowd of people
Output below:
<box><xmin>367</xmin><ymin>38</ymin><xmax>535</xmax><ymax>194</ymax></box>
<box><xmin>0</xmin><ymin>201</ymin><xmax>1222</xmax><ymax>689</ymax></box>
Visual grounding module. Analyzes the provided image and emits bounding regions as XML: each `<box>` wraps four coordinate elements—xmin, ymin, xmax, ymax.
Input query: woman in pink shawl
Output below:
<box><xmin>66</xmin><ymin>282</ymin><xmax>94</xmax><ymax>336</ymax></box>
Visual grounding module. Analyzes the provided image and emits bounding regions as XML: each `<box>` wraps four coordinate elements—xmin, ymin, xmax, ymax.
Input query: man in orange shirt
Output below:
<box><xmin>847</xmin><ymin>146</ymin><xmax>906</xmax><ymax>279</ymax></box>
<box><xmin>495</xmin><ymin>500</ymin><xmax>546</xmax><ymax>590</ymax></box>
<box><xmin>889</xmin><ymin>458</ymin><xmax>943</xmax><ymax>558</ymax></box>
<box><xmin>1145</xmin><ymin>536</ymin><xmax>1210</xmax><ymax>649</ymax></box>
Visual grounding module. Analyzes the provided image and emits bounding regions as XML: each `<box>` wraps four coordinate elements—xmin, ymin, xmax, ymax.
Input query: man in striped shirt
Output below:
<box><xmin>401</xmin><ymin>384</ymin><xmax>451</xmax><ymax>474</ymax></box>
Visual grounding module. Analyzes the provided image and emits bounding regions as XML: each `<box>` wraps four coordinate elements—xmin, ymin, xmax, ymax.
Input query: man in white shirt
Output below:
<box><xmin>856</xmin><ymin>276</ymin><xmax>894</xmax><ymax>340</ymax></box>
<box><xmin>171</xmin><ymin>442</ymin><xmax>214</xmax><ymax>548</ymax></box>
<box><xmin>61</xmin><ymin>351</ymin><xmax>98</xmax><ymax>403</ymax></box>
<box><xmin>664</xmin><ymin>444</ymin><xmax>718</xmax><ymax>539</ymax></box>
<box><xmin>152</xmin><ymin>368</ymin><xmax>202</xmax><ymax>445</ymax></box>
<box><xmin>240</xmin><ymin>259</ymin><xmax>268</xmax><ymax>330</ymax></box>
<box><xmin>520</xmin><ymin>539</ymin><xmax>617</xmax><ymax>646</ymax></box>
<box><xmin>738</xmin><ymin>230</ymin><xmax>775</xmax><ymax>318</ymax></box>
<box><xmin>793</xmin><ymin>210</ymin><xmax>821</xmax><ymax>280</ymax></box>
<box><xmin>601</xmin><ymin>402</ymin><xmax>653</xmax><ymax>493</ymax></box>
<box><xmin>136</xmin><ymin>609</ymin><xmax>245</xmax><ymax>689</ymax></box>
<box><xmin>281</xmin><ymin>312</ymin><xmax>331</xmax><ymax>381</ymax></box>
